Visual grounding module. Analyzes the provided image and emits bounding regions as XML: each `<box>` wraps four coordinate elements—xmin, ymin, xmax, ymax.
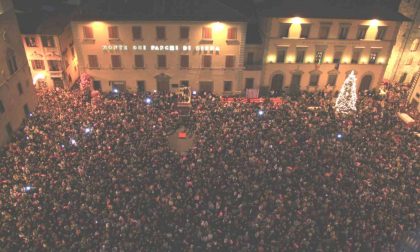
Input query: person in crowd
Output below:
<box><xmin>0</xmin><ymin>84</ymin><xmax>418</xmax><ymax>251</ymax></box>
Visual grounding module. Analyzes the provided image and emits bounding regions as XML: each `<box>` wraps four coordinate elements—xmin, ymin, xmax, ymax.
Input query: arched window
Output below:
<box><xmin>360</xmin><ymin>74</ymin><xmax>373</xmax><ymax>93</ymax></box>
<box><xmin>410</xmin><ymin>38</ymin><xmax>419</xmax><ymax>52</ymax></box>
<box><xmin>271</xmin><ymin>73</ymin><xmax>284</xmax><ymax>92</ymax></box>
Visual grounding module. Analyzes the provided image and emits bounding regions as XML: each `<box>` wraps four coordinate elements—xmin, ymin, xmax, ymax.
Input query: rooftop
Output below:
<box><xmin>15</xmin><ymin>2</ymin><xmax>77</xmax><ymax>35</ymax></box>
<box><xmin>259</xmin><ymin>0</ymin><xmax>411</xmax><ymax>21</ymax></box>
<box><xmin>74</xmin><ymin>0</ymin><xmax>247</xmax><ymax>22</ymax></box>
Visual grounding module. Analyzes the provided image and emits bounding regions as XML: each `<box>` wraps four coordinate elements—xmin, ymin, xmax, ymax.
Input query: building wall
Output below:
<box><xmin>0</xmin><ymin>0</ymin><xmax>37</xmax><ymax>146</ymax></box>
<box><xmin>60</xmin><ymin>25</ymin><xmax>80</xmax><ymax>88</ymax></box>
<box><xmin>22</xmin><ymin>34</ymin><xmax>65</xmax><ymax>89</ymax></box>
<box><xmin>71</xmin><ymin>20</ymin><xmax>247</xmax><ymax>94</ymax></box>
<box><xmin>260</xmin><ymin>17</ymin><xmax>400</xmax><ymax>93</ymax></box>
<box><xmin>384</xmin><ymin>0</ymin><xmax>420</xmax><ymax>108</ymax></box>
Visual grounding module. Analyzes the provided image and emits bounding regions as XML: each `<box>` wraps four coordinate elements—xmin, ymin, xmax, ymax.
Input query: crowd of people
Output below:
<box><xmin>0</xmin><ymin>84</ymin><xmax>418</xmax><ymax>251</ymax></box>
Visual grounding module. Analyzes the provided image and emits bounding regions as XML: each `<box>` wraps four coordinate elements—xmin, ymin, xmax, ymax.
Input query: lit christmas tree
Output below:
<box><xmin>335</xmin><ymin>71</ymin><xmax>358</xmax><ymax>115</ymax></box>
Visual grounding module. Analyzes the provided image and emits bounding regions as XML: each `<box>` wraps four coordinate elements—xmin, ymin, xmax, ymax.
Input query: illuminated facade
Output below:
<box><xmin>71</xmin><ymin>20</ymin><xmax>247</xmax><ymax>94</ymax></box>
<box><xmin>0</xmin><ymin>0</ymin><xmax>37</xmax><ymax>146</ymax></box>
<box><xmin>17</xmin><ymin>0</ymin><xmax>412</xmax><ymax>98</ymax></box>
<box><xmin>258</xmin><ymin>12</ymin><xmax>407</xmax><ymax>94</ymax></box>
<box><xmin>385</xmin><ymin>0</ymin><xmax>420</xmax><ymax>109</ymax></box>
<box><xmin>20</xmin><ymin>9</ymin><xmax>79</xmax><ymax>90</ymax></box>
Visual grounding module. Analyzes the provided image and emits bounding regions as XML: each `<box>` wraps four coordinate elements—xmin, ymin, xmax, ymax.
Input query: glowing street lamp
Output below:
<box><xmin>212</xmin><ymin>22</ymin><xmax>225</xmax><ymax>32</ymax></box>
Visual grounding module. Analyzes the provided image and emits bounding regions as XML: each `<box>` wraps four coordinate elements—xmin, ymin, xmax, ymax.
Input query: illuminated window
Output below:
<box><xmin>134</xmin><ymin>55</ymin><xmax>144</xmax><ymax>68</ymax></box>
<box><xmin>296</xmin><ymin>47</ymin><xmax>306</xmax><ymax>63</ymax></box>
<box><xmin>132</xmin><ymin>26</ymin><xmax>142</xmax><ymax>40</ymax></box>
<box><xmin>351</xmin><ymin>48</ymin><xmax>363</xmax><ymax>64</ymax></box>
<box><xmin>300</xmin><ymin>24</ymin><xmax>311</xmax><ymax>38</ymax></box>
<box><xmin>180</xmin><ymin>26</ymin><xmax>189</xmax><ymax>40</ymax></box>
<box><xmin>157</xmin><ymin>55</ymin><xmax>166</xmax><ymax>68</ymax></box>
<box><xmin>17</xmin><ymin>82</ymin><xmax>23</xmax><ymax>95</ymax></box>
<box><xmin>224</xmin><ymin>81</ymin><xmax>232</xmax><ymax>92</ymax></box>
<box><xmin>88</xmin><ymin>55</ymin><xmax>99</xmax><ymax>68</ymax></box>
<box><xmin>410</xmin><ymin>38</ymin><xmax>419</xmax><ymax>51</ymax></box>
<box><xmin>227</xmin><ymin>27</ymin><xmax>238</xmax><ymax>40</ymax></box>
<box><xmin>202</xmin><ymin>27</ymin><xmax>212</xmax><ymax>40</ymax></box>
<box><xmin>41</xmin><ymin>36</ymin><xmax>55</xmax><ymax>47</ymax></box>
<box><xmin>48</xmin><ymin>60</ymin><xmax>62</xmax><ymax>71</ymax></box>
<box><xmin>225</xmin><ymin>56</ymin><xmax>235</xmax><ymax>68</ymax></box>
<box><xmin>83</xmin><ymin>26</ymin><xmax>94</xmax><ymax>39</ymax></box>
<box><xmin>357</xmin><ymin>26</ymin><xmax>368</xmax><ymax>40</ymax></box>
<box><xmin>202</xmin><ymin>55</ymin><xmax>212</xmax><ymax>68</ymax></box>
<box><xmin>31</xmin><ymin>60</ymin><xmax>45</xmax><ymax>70</ymax></box>
<box><xmin>279</xmin><ymin>23</ymin><xmax>291</xmax><ymax>37</ymax></box>
<box><xmin>369</xmin><ymin>49</ymin><xmax>380</xmax><ymax>64</ymax></box>
<box><xmin>276</xmin><ymin>47</ymin><xmax>287</xmax><ymax>63</ymax></box>
<box><xmin>338</xmin><ymin>24</ymin><xmax>350</xmax><ymax>39</ymax></box>
<box><xmin>376</xmin><ymin>26</ymin><xmax>387</xmax><ymax>40</ymax></box>
<box><xmin>180</xmin><ymin>55</ymin><xmax>189</xmax><ymax>68</ymax></box>
<box><xmin>309</xmin><ymin>73</ymin><xmax>320</xmax><ymax>86</ymax></box>
<box><xmin>108</xmin><ymin>26</ymin><xmax>119</xmax><ymax>39</ymax></box>
<box><xmin>319</xmin><ymin>23</ymin><xmax>331</xmax><ymax>39</ymax></box>
<box><xmin>6</xmin><ymin>49</ymin><xmax>18</xmax><ymax>74</ymax></box>
<box><xmin>327</xmin><ymin>73</ymin><xmax>338</xmax><ymax>86</ymax></box>
<box><xmin>25</xmin><ymin>36</ymin><xmax>37</xmax><ymax>47</ymax></box>
<box><xmin>111</xmin><ymin>55</ymin><xmax>122</xmax><ymax>68</ymax></box>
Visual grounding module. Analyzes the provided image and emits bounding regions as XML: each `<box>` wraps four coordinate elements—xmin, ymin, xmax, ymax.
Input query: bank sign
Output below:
<box><xmin>102</xmin><ymin>44</ymin><xmax>221</xmax><ymax>53</ymax></box>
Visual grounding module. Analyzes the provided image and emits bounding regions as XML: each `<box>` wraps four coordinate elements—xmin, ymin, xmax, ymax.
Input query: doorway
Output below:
<box><xmin>271</xmin><ymin>74</ymin><xmax>284</xmax><ymax>93</ymax></box>
<box><xmin>360</xmin><ymin>75</ymin><xmax>372</xmax><ymax>93</ymax></box>
<box><xmin>199</xmin><ymin>81</ymin><xmax>214</xmax><ymax>93</ymax></box>
<box><xmin>52</xmin><ymin>78</ymin><xmax>64</xmax><ymax>89</ymax></box>
<box><xmin>110</xmin><ymin>81</ymin><xmax>126</xmax><ymax>93</ymax></box>
<box><xmin>156</xmin><ymin>73</ymin><xmax>170</xmax><ymax>92</ymax></box>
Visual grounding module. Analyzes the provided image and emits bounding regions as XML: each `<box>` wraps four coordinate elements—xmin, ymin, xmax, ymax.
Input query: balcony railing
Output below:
<box><xmin>245</xmin><ymin>62</ymin><xmax>262</xmax><ymax>70</ymax></box>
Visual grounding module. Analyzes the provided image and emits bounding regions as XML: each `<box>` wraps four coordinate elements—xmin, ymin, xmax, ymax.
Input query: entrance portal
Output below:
<box><xmin>271</xmin><ymin>74</ymin><xmax>284</xmax><ymax>93</ymax></box>
<box><xmin>360</xmin><ymin>75</ymin><xmax>372</xmax><ymax>93</ymax></box>
<box><xmin>156</xmin><ymin>73</ymin><xmax>170</xmax><ymax>92</ymax></box>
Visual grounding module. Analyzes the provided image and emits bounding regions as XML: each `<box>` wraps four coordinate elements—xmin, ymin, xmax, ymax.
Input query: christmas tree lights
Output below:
<box><xmin>335</xmin><ymin>71</ymin><xmax>358</xmax><ymax>115</ymax></box>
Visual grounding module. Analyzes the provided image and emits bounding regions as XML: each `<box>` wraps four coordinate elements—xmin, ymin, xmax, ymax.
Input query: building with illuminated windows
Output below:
<box><xmin>18</xmin><ymin>3</ymin><xmax>79</xmax><ymax>90</ymax></box>
<box><xmin>15</xmin><ymin>0</ymin><xmax>413</xmax><ymax>96</ymax></box>
<box><xmin>70</xmin><ymin>0</ymin><xmax>249</xmax><ymax>94</ymax></box>
<box><xmin>385</xmin><ymin>0</ymin><xmax>420</xmax><ymax>109</ymax></box>
<box><xmin>0</xmin><ymin>0</ymin><xmax>37</xmax><ymax>146</ymax></box>
<box><xmin>257</xmin><ymin>0</ymin><xmax>410</xmax><ymax>95</ymax></box>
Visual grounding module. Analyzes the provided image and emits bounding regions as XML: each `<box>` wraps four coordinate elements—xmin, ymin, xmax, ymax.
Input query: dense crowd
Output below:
<box><xmin>0</xmin><ymin>84</ymin><xmax>418</xmax><ymax>251</ymax></box>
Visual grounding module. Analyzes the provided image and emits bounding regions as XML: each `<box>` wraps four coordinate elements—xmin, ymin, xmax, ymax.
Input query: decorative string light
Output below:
<box><xmin>335</xmin><ymin>71</ymin><xmax>358</xmax><ymax>115</ymax></box>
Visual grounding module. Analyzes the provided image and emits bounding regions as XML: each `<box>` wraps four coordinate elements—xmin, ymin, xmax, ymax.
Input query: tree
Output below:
<box><xmin>335</xmin><ymin>71</ymin><xmax>358</xmax><ymax>115</ymax></box>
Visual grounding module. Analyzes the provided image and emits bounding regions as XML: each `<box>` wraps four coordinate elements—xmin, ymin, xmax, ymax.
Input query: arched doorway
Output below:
<box><xmin>360</xmin><ymin>75</ymin><xmax>372</xmax><ymax>93</ymax></box>
<box><xmin>155</xmin><ymin>73</ymin><xmax>170</xmax><ymax>92</ymax></box>
<box><xmin>289</xmin><ymin>72</ymin><xmax>302</xmax><ymax>96</ymax></box>
<box><xmin>271</xmin><ymin>74</ymin><xmax>284</xmax><ymax>93</ymax></box>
